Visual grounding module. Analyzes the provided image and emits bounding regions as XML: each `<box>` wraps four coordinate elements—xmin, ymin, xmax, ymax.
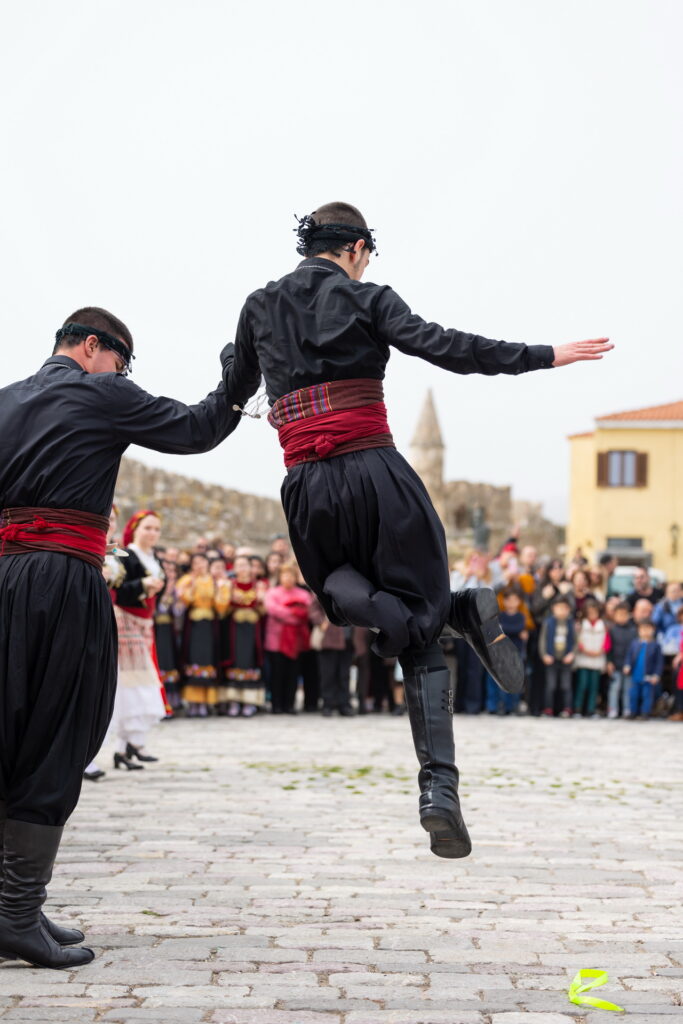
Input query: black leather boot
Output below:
<box><xmin>448</xmin><ymin>588</ymin><xmax>525</xmax><ymax>695</ymax></box>
<box><xmin>0</xmin><ymin>802</ymin><xmax>84</xmax><ymax>948</ymax></box>
<box><xmin>0</xmin><ymin>819</ymin><xmax>94</xmax><ymax>968</ymax></box>
<box><xmin>401</xmin><ymin>651</ymin><xmax>472</xmax><ymax>859</ymax></box>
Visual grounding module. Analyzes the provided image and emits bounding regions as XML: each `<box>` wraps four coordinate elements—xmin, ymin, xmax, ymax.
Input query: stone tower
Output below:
<box><xmin>409</xmin><ymin>389</ymin><xmax>445</xmax><ymax>518</ymax></box>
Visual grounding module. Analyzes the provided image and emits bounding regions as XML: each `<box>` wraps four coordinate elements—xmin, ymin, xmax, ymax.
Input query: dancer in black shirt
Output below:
<box><xmin>0</xmin><ymin>308</ymin><xmax>239</xmax><ymax>968</ymax></box>
<box><xmin>225</xmin><ymin>201</ymin><xmax>612</xmax><ymax>860</ymax></box>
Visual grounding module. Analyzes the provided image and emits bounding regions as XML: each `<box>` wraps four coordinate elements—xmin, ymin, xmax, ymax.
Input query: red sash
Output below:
<box><xmin>0</xmin><ymin>507</ymin><xmax>108</xmax><ymax>569</ymax></box>
<box><xmin>268</xmin><ymin>379</ymin><xmax>394</xmax><ymax>469</ymax></box>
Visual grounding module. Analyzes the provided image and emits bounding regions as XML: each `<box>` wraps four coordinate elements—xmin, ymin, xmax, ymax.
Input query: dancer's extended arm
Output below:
<box><xmin>374</xmin><ymin>288</ymin><xmax>612</xmax><ymax>374</ymax></box>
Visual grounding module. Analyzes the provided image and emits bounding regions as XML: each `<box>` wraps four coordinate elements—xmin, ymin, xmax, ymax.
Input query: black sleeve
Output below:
<box><xmin>373</xmin><ymin>287</ymin><xmax>555</xmax><ymax>376</ymax></box>
<box><xmin>115</xmin><ymin>551</ymin><xmax>147</xmax><ymax>607</ymax></box>
<box><xmin>223</xmin><ymin>304</ymin><xmax>262</xmax><ymax>407</ymax></box>
<box><xmin>100</xmin><ymin>355</ymin><xmax>242</xmax><ymax>454</ymax></box>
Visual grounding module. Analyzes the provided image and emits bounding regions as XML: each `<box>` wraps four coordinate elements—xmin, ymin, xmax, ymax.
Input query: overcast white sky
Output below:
<box><xmin>1</xmin><ymin>0</ymin><xmax>681</xmax><ymax>522</ymax></box>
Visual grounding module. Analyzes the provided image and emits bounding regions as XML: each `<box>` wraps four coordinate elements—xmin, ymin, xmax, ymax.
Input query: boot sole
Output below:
<box><xmin>420</xmin><ymin>810</ymin><xmax>473</xmax><ymax>859</ymax></box>
<box><xmin>456</xmin><ymin>589</ymin><xmax>525</xmax><ymax>695</ymax></box>
<box><xmin>430</xmin><ymin>834</ymin><xmax>472</xmax><ymax>859</ymax></box>
<box><xmin>0</xmin><ymin>948</ymin><xmax>94</xmax><ymax>969</ymax></box>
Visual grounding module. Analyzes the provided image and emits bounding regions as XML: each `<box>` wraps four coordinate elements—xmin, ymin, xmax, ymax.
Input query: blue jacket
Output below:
<box><xmin>625</xmin><ymin>639</ymin><xmax>663</xmax><ymax>680</ymax></box>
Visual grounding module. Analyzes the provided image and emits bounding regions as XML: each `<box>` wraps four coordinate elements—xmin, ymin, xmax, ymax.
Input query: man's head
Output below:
<box><xmin>633</xmin><ymin>568</ymin><xmax>652</xmax><ymax>594</ymax></box>
<box><xmin>295</xmin><ymin>202</ymin><xmax>375</xmax><ymax>281</ymax></box>
<box><xmin>633</xmin><ymin>597</ymin><xmax>654</xmax><ymax>624</ymax></box>
<box><xmin>53</xmin><ymin>307</ymin><xmax>133</xmax><ymax>375</ymax></box>
<box><xmin>664</xmin><ymin>581</ymin><xmax>682</xmax><ymax>603</ymax></box>
<box><xmin>599</xmin><ymin>553</ymin><xmax>618</xmax><ymax>575</ymax></box>
<box><xmin>519</xmin><ymin>545</ymin><xmax>537</xmax><ymax>572</ymax></box>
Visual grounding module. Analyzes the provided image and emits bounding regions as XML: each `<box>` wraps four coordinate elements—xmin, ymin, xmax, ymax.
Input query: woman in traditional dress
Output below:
<box><xmin>110</xmin><ymin>510</ymin><xmax>167</xmax><ymax>769</ymax></box>
<box><xmin>210</xmin><ymin>558</ymin><xmax>232</xmax><ymax>715</ymax></box>
<box><xmin>263</xmin><ymin>564</ymin><xmax>312</xmax><ymax>714</ymax></box>
<box><xmin>154</xmin><ymin>558</ymin><xmax>183</xmax><ymax>712</ymax></box>
<box><xmin>219</xmin><ymin>553</ymin><xmax>266</xmax><ymax>717</ymax></box>
<box><xmin>177</xmin><ymin>553</ymin><xmax>220</xmax><ymax>717</ymax></box>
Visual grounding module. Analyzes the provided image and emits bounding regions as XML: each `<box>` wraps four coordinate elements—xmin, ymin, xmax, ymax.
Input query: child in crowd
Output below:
<box><xmin>573</xmin><ymin>599</ymin><xmax>610</xmax><ymax>718</ymax></box>
<box><xmin>624</xmin><ymin>620</ymin><xmax>664</xmax><ymax>719</ymax></box>
<box><xmin>539</xmin><ymin>595</ymin><xmax>576</xmax><ymax>717</ymax></box>
<box><xmin>485</xmin><ymin>589</ymin><xmax>528</xmax><ymax>715</ymax></box>
<box><xmin>606</xmin><ymin>602</ymin><xmax>637</xmax><ymax>719</ymax></box>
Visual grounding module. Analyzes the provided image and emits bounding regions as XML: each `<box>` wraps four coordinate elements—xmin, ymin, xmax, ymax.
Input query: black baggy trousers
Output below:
<box><xmin>281</xmin><ymin>447</ymin><xmax>451</xmax><ymax>659</ymax></box>
<box><xmin>0</xmin><ymin>552</ymin><xmax>118</xmax><ymax>826</ymax></box>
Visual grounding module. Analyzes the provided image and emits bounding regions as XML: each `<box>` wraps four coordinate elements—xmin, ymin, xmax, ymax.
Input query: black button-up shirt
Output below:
<box><xmin>226</xmin><ymin>257</ymin><xmax>555</xmax><ymax>405</ymax></box>
<box><xmin>0</xmin><ymin>355</ymin><xmax>239</xmax><ymax>516</ymax></box>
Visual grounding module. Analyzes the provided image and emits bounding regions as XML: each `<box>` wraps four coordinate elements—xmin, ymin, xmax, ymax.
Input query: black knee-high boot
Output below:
<box><xmin>0</xmin><ymin>819</ymin><xmax>94</xmax><ymax>968</ymax></box>
<box><xmin>0</xmin><ymin>802</ymin><xmax>84</xmax><ymax>948</ymax></box>
<box><xmin>400</xmin><ymin>647</ymin><xmax>472</xmax><ymax>859</ymax></box>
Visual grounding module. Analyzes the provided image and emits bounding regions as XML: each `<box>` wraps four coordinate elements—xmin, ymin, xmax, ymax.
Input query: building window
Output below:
<box><xmin>607</xmin><ymin>537</ymin><xmax>643</xmax><ymax>551</ymax></box>
<box><xmin>597</xmin><ymin>451</ymin><xmax>648</xmax><ymax>487</ymax></box>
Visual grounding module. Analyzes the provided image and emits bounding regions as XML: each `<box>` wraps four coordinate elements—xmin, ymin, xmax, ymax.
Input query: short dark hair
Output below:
<box><xmin>551</xmin><ymin>595</ymin><xmax>571</xmax><ymax>610</ymax></box>
<box><xmin>614</xmin><ymin>601</ymin><xmax>631</xmax><ymax>614</ymax></box>
<box><xmin>501</xmin><ymin>587</ymin><xmax>520</xmax><ymax>601</ymax></box>
<box><xmin>599</xmin><ymin>553</ymin><xmax>616</xmax><ymax>567</ymax></box>
<box><xmin>53</xmin><ymin>306</ymin><xmax>133</xmax><ymax>356</ymax></box>
<box><xmin>305</xmin><ymin>202</ymin><xmax>368</xmax><ymax>257</ymax></box>
<box><xmin>638</xmin><ymin>619</ymin><xmax>655</xmax><ymax>630</ymax></box>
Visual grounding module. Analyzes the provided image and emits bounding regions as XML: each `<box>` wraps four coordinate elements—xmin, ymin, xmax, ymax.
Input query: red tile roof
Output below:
<box><xmin>597</xmin><ymin>400</ymin><xmax>683</xmax><ymax>422</ymax></box>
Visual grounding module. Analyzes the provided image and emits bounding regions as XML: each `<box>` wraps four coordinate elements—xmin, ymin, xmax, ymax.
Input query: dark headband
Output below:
<box><xmin>294</xmin><ymin>213</ymin><xmax>377</xmax><ymax>257</ymax></box>
<box><xmin>55</xmin><ymin>322</ymin><xmax>134</xmax><ymax>374</ymax></box>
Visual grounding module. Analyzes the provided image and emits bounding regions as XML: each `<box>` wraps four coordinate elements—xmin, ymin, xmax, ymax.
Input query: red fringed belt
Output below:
<box><xmin>268</xmin><ymin>378</ymin><xmax>395</xmax><ymax>469</ymax></box>
<box><xmin>0</xmin><ymin>507</ymin><xmax>108</xmax><ymax>569</ymax></box>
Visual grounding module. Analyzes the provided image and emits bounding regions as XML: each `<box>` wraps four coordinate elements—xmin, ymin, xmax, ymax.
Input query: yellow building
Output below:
<box><xmin>567</xmin><ymin>400</ymin><xmax>683</xmax><ymax>579</ymax></box>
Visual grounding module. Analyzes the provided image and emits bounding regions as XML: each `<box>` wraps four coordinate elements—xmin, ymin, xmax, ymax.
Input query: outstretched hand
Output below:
<box><xmin>552</xmin><ymin>338</ymin><xmax>613</xmax><ymax>367</ymax></box>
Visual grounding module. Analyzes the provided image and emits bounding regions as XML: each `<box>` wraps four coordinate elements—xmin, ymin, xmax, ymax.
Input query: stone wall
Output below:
<box><xmin>512</xmin><ymin>500</ymin><xmax>566</xmax><ymax>558</ymax></box>
<box><xmin>115</xmin><ymin>457</ymin><xmax>287</xmax><ymax>550</ymax></box>
<box><xmin>443</xmin><ymin>480</ymin><xmax>512</xmax><ymax>556</ymax></box>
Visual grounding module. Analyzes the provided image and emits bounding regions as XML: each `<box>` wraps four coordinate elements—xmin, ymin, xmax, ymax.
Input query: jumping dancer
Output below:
<box><xmin>224</xmin><ymin>202</ymin><xmax>612</xmax><ymax>859</ymax></box>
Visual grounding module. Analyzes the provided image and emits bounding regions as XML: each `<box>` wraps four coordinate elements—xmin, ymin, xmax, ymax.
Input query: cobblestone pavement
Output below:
<box><xmin>1</xmin><ymin>713</ymin><xmax>682</xmax><ymax>1023</ymax></box>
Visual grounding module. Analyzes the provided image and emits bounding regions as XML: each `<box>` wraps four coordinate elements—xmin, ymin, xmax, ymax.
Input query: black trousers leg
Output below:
<box><xmin>268</xmin><ymin>652</ymin><xmax>286</xmax><ymax>712</ymax></box>
<box><xmin>319</xmin><ymin>651</ymin><xmax>337</xmax><ymax>710</ymax></box>
<box><xmin>283</xmin><ymin>656</ymin><xmax>299</xmax><ymax>713</ymax></box>
<box><xmin>282</xmin><ymin>448</ymin><xmax>450</xmax><ymax>659</ymax></box>
<box><xmin>335</xmin><ymin>649</ymin><xmax>353</xmax><ymax>710</ymax></box>
<box><xmin>0</xmin><ymin>554</ymin><xmax>117</xmax><ymax>827</ymax></box>
<box><xmin>299</xmin><ymin>650</ymin><xmax>320</xmax><ymax>711</ymax></box>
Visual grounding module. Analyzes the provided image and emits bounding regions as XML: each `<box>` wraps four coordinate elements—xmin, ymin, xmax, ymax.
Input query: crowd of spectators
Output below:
<box><xmin>448</xmin><ymin>542</ymin><xmax>683</xmax><ymax>721</ymax></box>
<box><xmin>122</xmin><ymin>517</ymin><xmax>683</xmax><ymax>725</ymax></box>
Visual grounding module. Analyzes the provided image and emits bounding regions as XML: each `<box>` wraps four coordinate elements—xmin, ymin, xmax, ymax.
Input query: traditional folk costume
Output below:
<box><xmin>109</xmin><ymin>515</ymin><xmax>167</xmax><ymax>764</ymax></box>
<box><xmin>177</xmin><ymin>573</ymin><xmax>220</xmax><ymax>713</ymax></box>
<box><xmin>224</xmin><ymin>216</ymin><xmax>555</xmax><ymax>858</ymax></box>
<box><xmin>155</xmin><ymin>577</ymin><xmax>184</xmax><ymax>712</ymax></box>
<box><xmin>0</xmin><ymin>331</ymin><xmax>240</xmax><ymax>968</ymax></box>
<box><xmin>218</xmin><ymin>579</ymin><xmax>266</xmax><ymax>715</ymax></box>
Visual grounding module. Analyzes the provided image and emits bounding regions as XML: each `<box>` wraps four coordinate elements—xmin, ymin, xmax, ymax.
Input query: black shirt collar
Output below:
<box><xmin>296</xmin><ymin>257</ymin><xmax>350</xmax><ymax>278</ymax></box>
<box><xmin>41</xmin><ymin>355</ymin><xmax>84</xmax><ymax>371</ymax></box>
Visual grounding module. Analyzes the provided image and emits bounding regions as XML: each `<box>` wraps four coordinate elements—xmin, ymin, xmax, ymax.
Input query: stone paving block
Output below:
<box><xmin>210</xmin><ymin>1013</ymin><xmax>342</xmax><ymax>1023</ymax></box>
<box><xmin>345</xmin><ymin>1015</ymin><xmax>485</xmax><ymax>1024</ymax></box>
<box><xmin>101</xmin><ymin>1011</ymin><xmax>208</xmax><ymax>1023</ymax></box>
<box><xmin>490</xmin><ymin>1015</ymin><xmax>582</xmax><ymax>1023</ymax></box>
